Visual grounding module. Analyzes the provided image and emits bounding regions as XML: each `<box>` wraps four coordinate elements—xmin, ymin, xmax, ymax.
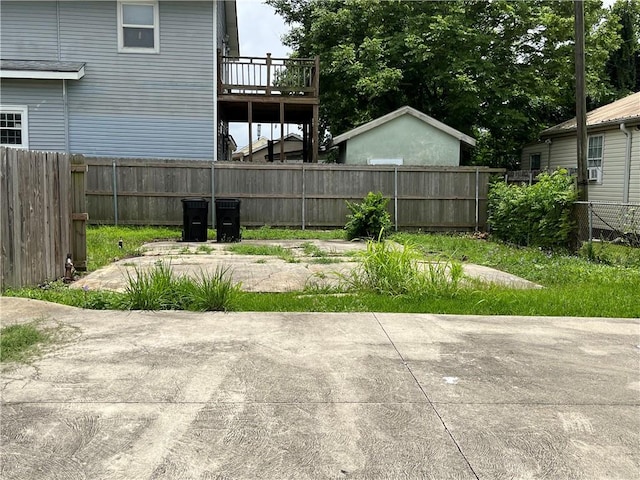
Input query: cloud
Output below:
<box><xmin>236</xmin><ymin>0</ymin><xmax>291</xmax><ymax>58</ymax></box>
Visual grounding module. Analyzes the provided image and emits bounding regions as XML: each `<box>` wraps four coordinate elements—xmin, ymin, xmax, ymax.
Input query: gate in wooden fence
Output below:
<box><xmin>1</xmin><ymin>148</ymin><xmax>87</xmax><ymax>289</ymax></box>
<box><xmin>84</xmin><ymin>158</ymin><xmax>504</xmax><ymax>230</ymax></box>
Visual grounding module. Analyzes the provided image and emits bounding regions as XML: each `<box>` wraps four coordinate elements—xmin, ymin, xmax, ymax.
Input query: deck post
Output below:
<box><xmin>312</xmin><ymin>104</ymin><xmax>319</xmax><ymax>163</ymax></box>
<box><xmin>280</xmin><ymin>102</ymin><xmax>285</xmax><ymax>162</ymax></box>
<box><xmin>266</xmin><ymin>53</ymin><xmax>272</xmax><ymax>95</ymax></box>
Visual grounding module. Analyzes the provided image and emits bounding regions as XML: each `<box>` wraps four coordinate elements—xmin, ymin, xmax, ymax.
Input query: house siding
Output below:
<box><xmin>341</xmin><ymin>115</ymin><xmax>460</xmax><ymax>166</ymax></box>
<box><xmin>1</xmin><ymin>80</ymin><xmax>66</xmax><ymax>152</ymax></box>
<box><xmin>0</xmin><ymin>2</ymin><xmax>59</xmax><ymax>60</ymax></box>
<box><xmin>522</xmin><ymin>127</ymin><xmax>637</xmax><ymax>203</ymax></box>
<box><xmin>1</xmin><ymin>1</ymin><xmax>217</xmax><ymax>160</ymax></box>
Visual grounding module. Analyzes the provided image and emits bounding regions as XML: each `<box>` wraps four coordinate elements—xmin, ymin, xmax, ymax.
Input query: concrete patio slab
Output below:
<box><xmin>1</xmin><ymin>297</ymin><xmax>638</xmax><ymax>479</ymax></box>
<box><xmin>71</xmin><ymin>239</ymin><xmax>542</xmax><ymax>293</ymax></box>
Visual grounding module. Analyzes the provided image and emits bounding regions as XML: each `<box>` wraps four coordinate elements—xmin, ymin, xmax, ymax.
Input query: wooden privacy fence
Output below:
<box><xmin>1</xmin><ymin>148</ymin><xmax>87</xmax><ymax>289</ymax></box>
<box><xmin>85</xmin><ymin>158</ymin><xmax>504</xmax><ymax>230</ymax></box>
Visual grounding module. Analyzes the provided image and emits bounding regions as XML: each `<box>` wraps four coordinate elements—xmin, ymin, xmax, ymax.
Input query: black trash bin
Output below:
<box><xmin>181</xmin><ymin>198</ymin><xmax>209</xmax><ymax>242</ymax></box>
<box><xmin>215</xmin><ymin>198</ymin><xmax>241</xmax><ymax>242</ymax></box>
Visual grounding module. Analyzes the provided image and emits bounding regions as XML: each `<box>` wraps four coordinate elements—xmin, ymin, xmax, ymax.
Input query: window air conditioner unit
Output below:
<box><xmin>587</xmin><ymin>167</ymin><xmax>601</xmax><ymax>182</ymax></box>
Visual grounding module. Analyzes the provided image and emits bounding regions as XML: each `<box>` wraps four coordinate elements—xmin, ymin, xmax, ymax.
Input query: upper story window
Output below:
<box><xmin>118</xmin><ymin>1</ymin><xmax>159</xmax><ymax>53</ymax></box>
<box><xmin>0</xmin><ymin>106</ymin><xmax>29</xmax><ymax>149</ymax></box>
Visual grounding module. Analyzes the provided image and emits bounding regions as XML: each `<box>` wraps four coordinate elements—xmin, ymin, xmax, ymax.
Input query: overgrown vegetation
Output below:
<box><xmin>6</xmin><ymin>226</ymin><xmax>640</xmax><ymax>318</ymax></box>
<box><xmin>0</xmin><ymin>323</ymin><xmax>49</xmax><ymax>363</ymax></box>
<box><xmin>488</xmin><ymin>170</ymin><xmax>577</xmax><ymax>248</ymax></box>
<box><xmin>344</xmin><ymin>192</ymin><xmax>392</xmax><ymax>240</ymax></box>
<box><xmin>122</xmin><ymin>262</ymin><xmax>241</xmax><ymax>311</ymax></box>
<box><xmin>343</xmin><ymin>240</ymin><xmax>463</xmax><ymax>297</ymax></box>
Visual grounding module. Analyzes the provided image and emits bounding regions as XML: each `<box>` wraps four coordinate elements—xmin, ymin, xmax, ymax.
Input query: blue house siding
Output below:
<box><xmin>0</xmin><ymin>2</ymin><xmax>59</xmax><ymax>60</ymax></box>
<box><xmin>1</xmin><ymin>1</ymin><xmax>219</xmax><ymax>160</ymax></box>
<box><xmin>1</xmin><ymin>80</ymin><xmax>66</xmax><ymax>152</ymax></box>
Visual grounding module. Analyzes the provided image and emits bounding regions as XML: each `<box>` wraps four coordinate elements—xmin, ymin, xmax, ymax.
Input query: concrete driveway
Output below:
<box><xmin>1</xmin><ymin>297</ymin><xmax>638</xmax><ymax>479</ymax></box>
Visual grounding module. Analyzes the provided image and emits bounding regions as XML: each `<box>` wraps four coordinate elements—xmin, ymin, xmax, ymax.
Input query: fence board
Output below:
<box><xmin>1</xmin><ymin>148</ymin><xmax>85</xmax><ymax>288</ymax></box>
<box><xmin>83</xmin><ymin>157</ymin><xmax>504</xmax><ymax>230</ymax></box>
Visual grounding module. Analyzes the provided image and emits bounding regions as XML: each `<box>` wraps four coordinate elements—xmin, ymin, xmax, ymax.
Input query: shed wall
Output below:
<box><xmin>342</xmin><ymin>115</ymin><xmax>460</xmax><ymax>166</ymax></box>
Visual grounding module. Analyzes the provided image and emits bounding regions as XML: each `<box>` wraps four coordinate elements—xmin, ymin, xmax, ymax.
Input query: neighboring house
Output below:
<box><xmin>332</xmin><ymin>106</ymin><xmax>476</xmax><ymax>166</ymax></box>
<box><xmin>232</xmin><ymin>133</ymin><xmax>305</xmax><ymax>162</ymax></box>
<box><xmin>520</xmin><ymin>91</ymin><xmax>640</xmax><ymax>203</ymax></box>
<box><xmin>0</xmin><ymin>0</ymin><xmax>239</xmax><ymax>160</ymax></box>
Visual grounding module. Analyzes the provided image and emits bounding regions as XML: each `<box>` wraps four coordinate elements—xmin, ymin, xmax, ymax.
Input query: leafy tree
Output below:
<box><xmin>268</xmin><ymin>0</ymin><xmax>621</xmax><ymax>168</ymax></box>
<box><xmin>605</xmin><ymin>0</ymin><xmax>640</xmax><ymax>94</ymax></box>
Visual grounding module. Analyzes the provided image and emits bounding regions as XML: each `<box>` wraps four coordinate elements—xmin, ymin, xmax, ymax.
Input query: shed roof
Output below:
<box><xmin>332</xmin><ymin>106</ymin><xmax>476</xmax><ymax>147</ymax></box>
<box><xmin>541</xmin><ymin>91</ymin><xmax>640</xmax><ymax>137</ymax></box>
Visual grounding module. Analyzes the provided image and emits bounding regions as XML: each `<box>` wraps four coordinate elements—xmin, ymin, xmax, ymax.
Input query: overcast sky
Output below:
<box><xmin>228</xmin><ymin>0</ymin><xmax>292</xmax><ymax>148</ymax></box>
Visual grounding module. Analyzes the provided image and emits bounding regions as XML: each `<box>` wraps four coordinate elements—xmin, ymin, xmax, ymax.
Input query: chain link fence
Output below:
<box><xmin>574</xmin><ymin>201</ymin><xmax>640</xmax><ymax>246</ymax></box>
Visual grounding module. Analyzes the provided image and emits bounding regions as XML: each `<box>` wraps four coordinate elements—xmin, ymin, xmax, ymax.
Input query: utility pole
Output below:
<box><xmin>575</xmin><ymin>0</ymin><xmax>588</xmax><ymax>201</ymax></box>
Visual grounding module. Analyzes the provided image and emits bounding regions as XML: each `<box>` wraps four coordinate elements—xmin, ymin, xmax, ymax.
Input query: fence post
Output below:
<box><xmin>475</xmin><ymin>168</ymin><xmax>480</xmax><ymax>231</ymax></box>
<box><xmin>301</xmin><ymin>163</ymin><xmax>306</xmax><ymax>230</ymax></box>
<box><xmin>112</xmin><ymin>160</ymin><xmax>118</xmax><ymax>225</ymax></box>
<box><xmin>71</xmin><ymin>155</ymin><xmax>88</xmax><ymax>270</ymax></box>
<box><xmin>394</xmin><ymin>166</ymin><xmax>398</xmax><ymax>231</ymax></box>
<box><xmin>588</xmin><ymin>201</ymin><xmax>593</xmax><ymax>243</ymax></box>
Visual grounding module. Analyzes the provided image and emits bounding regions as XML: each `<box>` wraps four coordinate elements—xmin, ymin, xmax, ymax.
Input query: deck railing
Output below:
<box><xmin>218</xmin><ymin>53</ymin><xmax>319</xmax><ymax>96</ymax></box>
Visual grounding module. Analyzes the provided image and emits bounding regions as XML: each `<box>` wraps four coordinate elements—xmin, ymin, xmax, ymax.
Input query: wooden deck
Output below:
<box><xmin>218</xmin><ymin>52</ymin><xmax>320</xmax><ymax>163</ymax></box>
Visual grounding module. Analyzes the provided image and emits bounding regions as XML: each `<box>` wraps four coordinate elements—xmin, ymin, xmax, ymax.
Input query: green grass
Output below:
<box><xmin>225</xmin><ymin>244</ymin><xmax>298</xmax><ymax>262</ymax></box>
<box><xmin>87</xmin><ymin>225</ymin><xmax>180</xmax><ymax>271</ymax></box>
<box><xmin>0</xmin><ymin>323</ymin><xmax>49</xmax><ymax>363</ymax></box>
<box><xmin>6</xmin><ymin>227</ymin><xmax>640</xmax><ymax>318</ymax></box>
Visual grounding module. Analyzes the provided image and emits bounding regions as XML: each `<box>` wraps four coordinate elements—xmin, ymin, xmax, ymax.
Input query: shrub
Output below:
<box><xmin>488</xmin><ymin>170</ymin><xmax>577</xmax><ymax>249</ymax></box>
<box><xmin>344</xmin><ymin>192</ymin><xmax>392</xmax><ymax>240</ymax></box>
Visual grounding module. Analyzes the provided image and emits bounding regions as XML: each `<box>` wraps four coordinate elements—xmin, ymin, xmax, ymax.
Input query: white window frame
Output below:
<box><xmin>117</xmin><ymin>0</ymin><xmax>160</xmax><ymax>54</ymax></box>
<box><xmin>0</xmin><ymin>106</ymin><xmax>29</xmax><ymax>149</ymax></box>
<box><xmin>587</xmin><ymin>134</ymin><xmax>604</xmax><ymax>183</ymax></box>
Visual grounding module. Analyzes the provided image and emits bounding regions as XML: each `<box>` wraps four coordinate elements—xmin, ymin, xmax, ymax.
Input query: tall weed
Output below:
<box><xmin>122</xmin><ymin>262</ymin><xmax>241</xmax><ymax>311</ymax></box>
<box><xmin>344</xmin><ymin>240</ymin><xmax>463</xmax><ymax>297</ymax></box>
<box><xmin>187</xmin><ymin>268</ymin><xmax>242</xmax><ymax>312</ymax></box>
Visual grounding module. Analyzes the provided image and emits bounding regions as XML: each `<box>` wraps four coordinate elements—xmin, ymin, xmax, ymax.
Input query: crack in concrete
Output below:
<box><xmin>372</xmin><ymin>312</ymin><xmax>481</xmax><ymax>480</ymax></box>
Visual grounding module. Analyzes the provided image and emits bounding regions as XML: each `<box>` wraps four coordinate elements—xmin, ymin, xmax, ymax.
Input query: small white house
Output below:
<box><xmin>520</xmin><ymin>92</ymin><xmax>640</xmax><ymax>203</ymax></box>
<box><xmin>332</xmin><ymin>106</ymin><xmax>476</xmax><ymax>166</ymax></box>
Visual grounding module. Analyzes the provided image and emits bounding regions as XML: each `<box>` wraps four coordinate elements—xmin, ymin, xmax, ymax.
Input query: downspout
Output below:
<box><xmin>545</xmin><ymin>138</ymin><xmax>552</xmax><ymax>170</ymax></box>
<box><xmin>63</xmin><ymin>80</ymin><xmax>70</xmax><ymax>154</ymax></box>
<box><xmin>620</xmin><ymin>123</ymin><xmax>631</xmax><ymax>203</ymax></box>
